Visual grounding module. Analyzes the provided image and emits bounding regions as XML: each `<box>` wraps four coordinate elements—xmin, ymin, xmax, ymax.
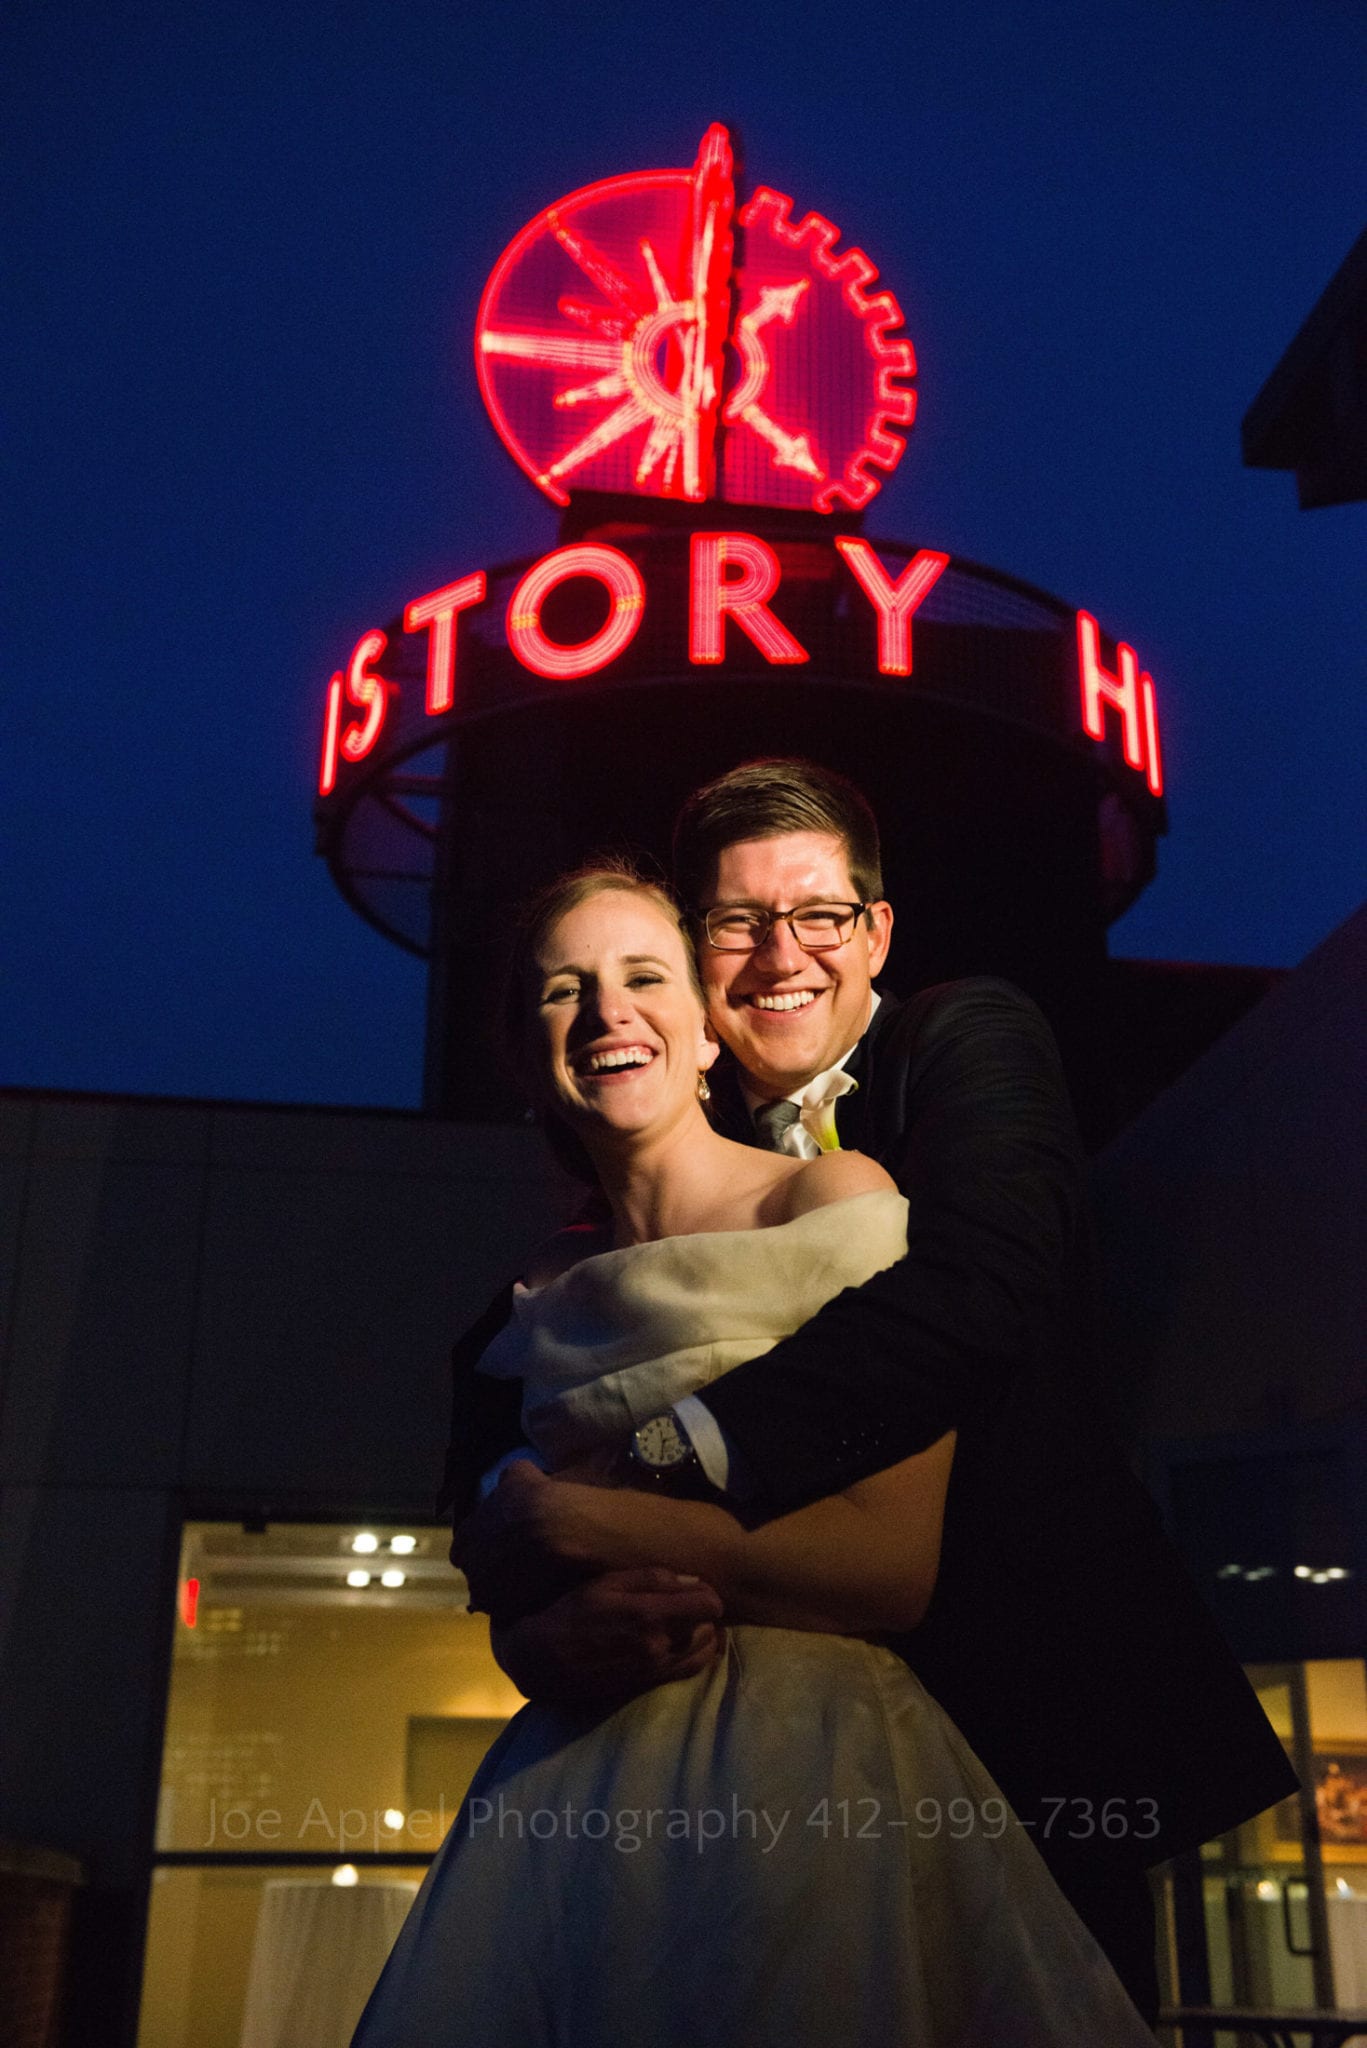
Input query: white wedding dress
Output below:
<box><xmin>353</xmin><ymin>1192</ymin><xmax>1154</xmax><ymax>2046</ymax></box>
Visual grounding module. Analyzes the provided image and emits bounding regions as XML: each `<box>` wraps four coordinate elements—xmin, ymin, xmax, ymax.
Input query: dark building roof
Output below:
<box><xmin>1242</xmin><ymin>224</ymin><xmax>1367</xmax><ymax>508</ymax></box>
<box><xmin>1100</xmin><ymin>956</ymin><xmax>1286</xmax><ymax>1142</ymax></box>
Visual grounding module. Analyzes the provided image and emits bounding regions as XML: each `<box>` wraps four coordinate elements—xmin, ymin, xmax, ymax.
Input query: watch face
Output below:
<box><xmin>636</xmin><ymin>1414</ymin><xmax>689</xmax><ymax>1469</ymax></box>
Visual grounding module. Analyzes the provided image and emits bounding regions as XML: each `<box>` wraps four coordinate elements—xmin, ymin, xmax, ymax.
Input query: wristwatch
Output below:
<box><xmin>629</xmin><ymin>1411</ymin><xmax>710</xmax><ymax>1493</ymax></box>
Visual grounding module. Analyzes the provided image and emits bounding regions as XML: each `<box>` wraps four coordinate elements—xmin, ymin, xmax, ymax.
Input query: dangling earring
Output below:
<box><xmin>696</xmin><ymin>1072</ymin><xmax>712</xmax><ymax>1103</ymax></box>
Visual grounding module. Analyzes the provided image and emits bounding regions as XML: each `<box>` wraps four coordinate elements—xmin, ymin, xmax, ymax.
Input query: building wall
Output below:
<box><xmin>1092</xmin><ymin>900</ymin><xmax>1367</xmax><ymax>1670</ymax></box>
<box><xmin>1092</xmin><ymin>899</ymin><xmax>1366</xmax><ymax>1442</ymax></box>
<box><xmin>0</xmin><ymin>1094</ymin><xmax>574</xmax><ymax>2043</ymax></box>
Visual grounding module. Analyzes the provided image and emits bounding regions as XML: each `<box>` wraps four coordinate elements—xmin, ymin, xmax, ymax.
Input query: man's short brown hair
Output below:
<box><xmin>672</xmin><ymin>758</ymin><xmax>884</xmax><ymax>908</ymax></box>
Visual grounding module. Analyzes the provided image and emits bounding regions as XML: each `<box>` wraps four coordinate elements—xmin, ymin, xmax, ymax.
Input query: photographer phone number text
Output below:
<box><xmin>806</xmin><ymin>1797</ymin><xmax>1160</xmax><ymax>1842</ymax></box>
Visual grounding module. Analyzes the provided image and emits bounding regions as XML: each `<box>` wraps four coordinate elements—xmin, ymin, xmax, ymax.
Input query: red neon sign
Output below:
<box><xmin>316</xmin><ymin>543</ymin><xmax>1164</xmax><ymax>809</ymax></box>
<box><xmin>1076</xmin><ymin>610</ymin><xmax>1163</xmax><ymax>796</ymax></box>
<box><xmin>505</xmin><ymin>544</ymin><xmax>647</xmax><ymax>679</ymax></box>
<box><xmin>690</xmin><ymin>533</ymin><xmax>808</xmax><ymax>665</ymax></box>
<box><xmin>319</xmin><ymin>673</ymin><xmax>344</xmax><ymax>797</ymax></box>
<box><xmin>834</xmin><ymin>540</ymin><xmax>948</xmax><ymax>675</ymax></box>
<box><xmin>475</xmin><ymin>125</ymin><xmax>915</xmax><ymax>514</ymax></box>
<box><xmin>1140</xmin><ymin>672</ymin><xmax>1163</xmax><ymax>798</ymax></box>
<box><xmin>405</xmin><ymin>575</ymin><xmax>487</xmax><ymax>714</ymax></box>
<box><xmin>341</xmin><ymin>631</ymin><xmax>390</xmax><ymax>762</ymax></box>
<box><xmin>731</xmin><ymin>188</ymin><xmax>915</xmax><ymax>513</ymax></box>
<box><xmin>318</xmin><ymin>631</ymin><xmax>392</xmax><ymax>796</ymax></box>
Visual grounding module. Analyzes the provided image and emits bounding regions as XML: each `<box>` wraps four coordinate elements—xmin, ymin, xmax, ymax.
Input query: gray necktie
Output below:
<box><xmin>754</xmin><ymin>1099</ymin><xmax>802</xmax><ymax>1152</ymax></box>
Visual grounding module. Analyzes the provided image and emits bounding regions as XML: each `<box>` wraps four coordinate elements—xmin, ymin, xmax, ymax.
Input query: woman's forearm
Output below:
<box><xmin>657</xmin><ymin>1496</ymin><xmax>934</xmax><ymax>1634</ymax></box>
<box><xmin>550</xmin><ymin>1436</ymin><xmax>954</xmax><ymax>1636</ymax></box>
<box><xmin>710</xmin><ymin>1492</ymin><xmax>941</xmax><ymax>1633</ymax></box>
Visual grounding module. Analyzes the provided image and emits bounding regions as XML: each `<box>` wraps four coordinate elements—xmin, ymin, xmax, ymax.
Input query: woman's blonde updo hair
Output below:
<box><xmin>501</xmin><ymin>859</ymin><xmax>708</xmax><ymax>1184</ymax></box>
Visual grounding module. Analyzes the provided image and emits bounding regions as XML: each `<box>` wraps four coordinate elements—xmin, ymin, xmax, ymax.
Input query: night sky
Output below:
<box><xmin>5</xmin><ymin>1</ymin><xmax>1364</xmax><ymax>1110</ymax></box>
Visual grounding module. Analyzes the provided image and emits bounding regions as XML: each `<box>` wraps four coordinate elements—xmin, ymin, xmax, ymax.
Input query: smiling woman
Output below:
<box><xmin>502</xmin><ymin>866</ymin><xmax>700</xmax><ymax>1037</ymax></box>
<box><xmin>498</xmin><ymin>864</ymin><xmax>715</xmax><ymax>1191</ymax></box>
<box><xmin>531</xmin><ymin>897</ymin><xmax>716</xmax><ymax>1124</ymax></box>
<box><xmin>504</xmin><ymin>866</ymin><xmax>830</xmax><ymax>1246</ymax></box>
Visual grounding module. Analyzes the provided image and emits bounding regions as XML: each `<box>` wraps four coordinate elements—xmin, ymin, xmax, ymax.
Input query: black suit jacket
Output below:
<box><xmin>443</xmin><ymin>979</ymin><xmax>1296</xmax><ymax>1876</ymax></box>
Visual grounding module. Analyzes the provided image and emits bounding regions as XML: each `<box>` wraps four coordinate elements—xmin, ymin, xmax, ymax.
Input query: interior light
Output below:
<box><xmin>1217</xmin><ymin>1564</ymin><xmax>1243</xmax><ymax>1579</ymax></box>
<box><xmin>346</xmin><ymin>1570</ymin><xmax>371</xmax><ymax>1589</ymax></box>
<box><xmin>332</xmin><ymin>1865</ymin><xmax>360</xmax><ymax>1887</ymax></box>
<box><xmin>1256</xmin><ymin>1880</ymin><xmax>1279</xmax><ymax>1900</ymax></box>
<box><xmin>383</xmin><ymin>1809</ymin><xmax>405</xmax><ymax>1831</ymax></box>
<box><xmin>389</xmin><ymin>1535</ymin><xmax>417</xmax><ymax>1555</ymax></box>
<box><xmin>1312</xmin><ymin>1572</ymin><xmax>1330</xmax><ymax>1584</ymax></box>
<box><xmin>380</xmin><ymin>1569</ymin><xmax>406</xmax><ymax>1589</ymax></box>
<box><xmin>352</xmin><ymin>1533</ymin><xmax>380</xmax><ymax>1554</ymax></box>
<box><xmin>1326</xmin><ymin>1567</ymin><xmax>1350</xmax><ymax>1580</ymax></box>
<box><xmin>1294</xmin><ymin>1565</ymin><xmax>1313</xmax><ymax>1579</ymax></box>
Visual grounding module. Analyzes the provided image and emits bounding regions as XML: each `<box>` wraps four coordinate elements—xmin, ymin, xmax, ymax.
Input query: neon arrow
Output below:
<box><xmin>743</xmin><ymin>279</ymin><xmax>810</xmax><ymax>337</ymax></box>
<box><xmin>733</xmin><ymin>402</ymin><xmax>824</xmax><ymax>478</ymax></box>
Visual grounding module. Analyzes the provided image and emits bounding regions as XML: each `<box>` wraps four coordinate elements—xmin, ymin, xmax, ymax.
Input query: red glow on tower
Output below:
<box><xmin>181</xmin><ymin>1578</ymin><xmax>200</xmax><ymax>1629</ymax></box>
<box><xmin>729</xmin><ymin>188</ymin><xmax>915</xmax><ymax>512</ymax></box>
<box><xmin>477</xmin><ymin>127</ymin><xmax>734</xmax><ymax>507</ymax></box>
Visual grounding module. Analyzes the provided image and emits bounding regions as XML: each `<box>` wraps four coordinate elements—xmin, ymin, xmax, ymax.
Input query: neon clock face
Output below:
<box><xmin>475</xmin><ymin>124</ymin><xmax>916</xmax><ymax>513</ymax></box>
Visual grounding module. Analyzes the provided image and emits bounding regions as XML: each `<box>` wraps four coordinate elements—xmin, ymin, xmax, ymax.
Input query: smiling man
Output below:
<box><xmin>695</xmin><ymin>829</ymin><xmax>893</xmax><ymax>1100</ymax></box>
<box><xmin>445</xmin><ymin>757</ymin><xmax>1296</xmax><ymax>2024</ymax></box>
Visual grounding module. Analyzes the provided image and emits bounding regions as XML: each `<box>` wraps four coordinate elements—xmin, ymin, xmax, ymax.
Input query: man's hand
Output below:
<box><xmin>453</xmin><ymin>1459</ymin><xmax>652</xmax><ymax>1619</ymax></box>
<box><xmin>453</xmin><ymin>1459</ymin><xmax>740</xmax><ymax>1621</ymax></box>
<box><xmin>490</xmin><ymin>1569</ymin><xmax>724</xmax><ymax>1714</ymax></box>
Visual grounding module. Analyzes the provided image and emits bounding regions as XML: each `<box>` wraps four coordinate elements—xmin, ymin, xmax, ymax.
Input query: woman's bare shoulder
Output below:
<box><xmin>780</xmin><ymin>1147</ymin><xmax>897</xmax><ymax>1219</ymax></box>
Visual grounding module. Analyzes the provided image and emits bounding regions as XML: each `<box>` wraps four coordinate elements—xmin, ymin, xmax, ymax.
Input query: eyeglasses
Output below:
<box><xmin>700</xmin><ymin>903</ymin><xmax>870</xmax><ymax>952</ymax></box>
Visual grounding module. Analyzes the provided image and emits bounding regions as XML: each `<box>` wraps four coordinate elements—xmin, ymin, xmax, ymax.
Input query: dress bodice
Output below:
<box><xmin>475</xmin><ymin>1189</ymin><xmax>909</xmax><ymax>1468</ymax></box>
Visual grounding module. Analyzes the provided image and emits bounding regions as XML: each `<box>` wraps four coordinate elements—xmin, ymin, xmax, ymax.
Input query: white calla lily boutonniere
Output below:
<box><xmin>799</xmin><ymin>1070</ymin><xmax>858</xmax><ymax>1153</ymax></box>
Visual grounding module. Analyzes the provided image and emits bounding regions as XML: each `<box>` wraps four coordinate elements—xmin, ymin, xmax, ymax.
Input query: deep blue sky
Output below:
<box><xmin>5</xmin><ymin>0</ymin><xmax>1364</xmax><ymax>1108</ymax></box>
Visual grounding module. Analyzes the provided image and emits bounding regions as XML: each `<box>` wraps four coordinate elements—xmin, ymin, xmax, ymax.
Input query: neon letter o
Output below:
<box><xmin>506</xmin><ymin>544</ymin><xmax>646</xmax><ymax>680</ymax></box>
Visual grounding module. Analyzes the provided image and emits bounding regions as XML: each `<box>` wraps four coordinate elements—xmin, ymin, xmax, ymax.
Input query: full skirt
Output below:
<box><xmin>353</xmin><ymin>1627</ymin><xmax>1154</xmax><ymax>2046</ymax></box>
